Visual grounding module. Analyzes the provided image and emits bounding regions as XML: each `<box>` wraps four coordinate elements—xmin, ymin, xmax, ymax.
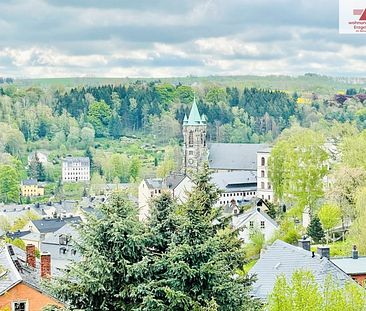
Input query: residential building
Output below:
<box><xmin>23</xmin><ymin>216</ymin><xmax>82</xmax><ymax>235</ymax></box>
<box><xmin>256</xmin><ymin>147</ymin><xmax>274</xmax><ymax>202</ymax></box>
<box><xmin>138</xmin><ymin>174</ymin><xmax>194</xmax><ymax>221</ymax></box>
<box><xmin>20</xmin><ymin>179</ymin><xmax>45</xmax><ymax>197</ymax></box>
<box><xmin>332</xmin><ymin>246</ymin><xmax>366</xmax><ymax>285</ymax></box>
<box><xmin>62</xmin><ymin>156</ymin><xmax>90</xmax><ymax>182</ymax></box>
<box><xmin>182</xmin><ymin>97</ymin><xmax>208</xmax><ymax>172</ymax></box>
<box><xmin>41</xmin><ymin>224</ymin><xmax>81</xmax><ymax>271</ymax></box>
<box><xmin>232</xmin><ymin>207</ymin><xmax>278</xmax><ymax>242</ymax></box>
<box><xmin>211</xmin><ymin>171</ymin><xmax>257</xmax><ymax>207</ymax></box>
<box><xmin>249</xmin><ymin>240</ymin><xmax>351</xmax><ymax>301</ymax></box>
<box><xmin>0</xmin><ymin>244</ymin><xmax>62</xmax><ymax>310</ymax></box>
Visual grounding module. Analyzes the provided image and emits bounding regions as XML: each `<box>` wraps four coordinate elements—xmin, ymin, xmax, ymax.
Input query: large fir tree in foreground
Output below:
<box><xmin>50</xmin><ymin>165</ymin><xmax>259</xmax><ymax>310</ymax></box>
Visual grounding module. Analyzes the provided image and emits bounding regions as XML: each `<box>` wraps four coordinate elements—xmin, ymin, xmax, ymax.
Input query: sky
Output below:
<box><xmin>0</xmin><ymin>0</ymin><xmax>365</xmax><ymax>78</ymax></box>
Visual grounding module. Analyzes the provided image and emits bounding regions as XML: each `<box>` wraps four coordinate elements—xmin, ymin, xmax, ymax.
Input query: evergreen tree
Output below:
<box><xmin>138</xmin><ymin>164</ymin><xmax>259</xmax><ymax>310</ymax></box>
<box><xmin>84</xmin><ymin>148</ymin><xmax>94</xmax><ymax>173</ymax></box>
<box><xmin>50</xmin><ymin>192</ymin><xmax>146</xmax><ymax>310</ymax></box>
<box><xmin>109</xmin><ymin>113</ymin><xmax>123</xmax><ymax>139</ymax></box>
<box><xmin>306</xmin><ymin>216</ymin><xmax>325</xmax><ymax>243</ymax></box>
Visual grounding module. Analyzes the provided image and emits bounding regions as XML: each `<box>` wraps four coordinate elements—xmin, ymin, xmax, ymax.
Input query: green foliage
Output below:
<box><xmin>50</xmin><ymin>192</ymin><xmax>146</xmax><ymax>311</ymax></box>
<box><xmin>0</xmin><ymin>164</ymin><xmax>20</xmax><ymax>203</ymax></box>
<box><xmin>245</xmin><ymin>230</ymin><xmax>266</xmax><ymax>259</ymax></box>
<box><xmin>318</xmin><ymin>203</ymin><xmax>341</xmax><ymax>231</ymax></box>
<box><xmin>269</xmin><ymin>126</ymin><xmax>328</xmax><ymax>212</ymax></box>
<box><xmin>138</xmin><ymin>164</ymin><xmax>259</xmax><ymax>310</ymax></box>
<box><xmin>349</xmin><ymin>186</ymin><xmax>366</xmax><ymax>254</ymax></box>
<box><xmin>272</xmin><ymin>218</ymin><xmax>302</xmax><ymax>245</ymax></box>
<box><xmin>268</xmin><ymin>270</ymin><xmax>366</xmax><ymax>311</ymax></box>
<box><xmin>87</xmin><ymin>100</ymin><xmax>112</xmax><ymax>137</ymax></box>
<box><xmin>306</xmin><ymin>216</ymin><xmax>325</xmax><ymax>243</ymax></box>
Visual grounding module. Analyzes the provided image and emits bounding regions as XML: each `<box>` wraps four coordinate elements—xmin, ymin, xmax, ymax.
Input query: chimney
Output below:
<box><xmin>298</xmin><ymin>237</ymin><xmax>311</xmax><ymax>252</ymax></box>
<box><xmin>352</xmin><ymin>245</ymin><xmax>359</xmax><ymax>259</ymax></box>
<box><xmin>26</xmin><ymin>244</ymin><xmax>36</xmax><ymax>268</ymax></box>
<box><xmin>317</xmin><ymin>246</ymin><xmax>330</xmax><ymax>259</ymax></box>
<box><xmin>40</xmin><ymin>252</ymin><xmax>51</xmax><ymax>278</ymax></box>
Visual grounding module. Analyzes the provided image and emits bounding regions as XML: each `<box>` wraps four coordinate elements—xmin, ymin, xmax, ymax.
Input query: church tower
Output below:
<box><xmin>183</xmin><ymin>97</ymin><xmax>208</xmax><ymax>172</ymax></box>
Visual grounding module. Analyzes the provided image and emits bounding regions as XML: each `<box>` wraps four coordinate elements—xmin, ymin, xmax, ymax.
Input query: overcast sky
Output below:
<box><xmin>0</xmin><ymin>0</ymin><xmax>365</xmax><ymax>78</ymax></box>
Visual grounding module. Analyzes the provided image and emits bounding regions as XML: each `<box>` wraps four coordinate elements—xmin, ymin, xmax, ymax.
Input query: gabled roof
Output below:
<box><xmin>232</xmin><ymin>208</ymin><xmax>278</xmax><ymax>229</ymax></box>
<box><xmin>208</xmin><ymin>143</ymin><xmax>269</xmax><ymax>171</ymax></box>
<box><xmin>184</xmin><ymin>97</ymin><xmax>205</xmax><ymax>126</ymax></box>
<box><xmin>30</xmin><ymin>216</ymin><xmax>82</xmax><ymax>234</ymax></box>
<box><xmin>0</xmin><ymin>244</ymin><xmax>61</xmax><ymax>297</ymax></box>
<box><xmin>165</xmin><ymin>174</ymin><xmax>190</xmax><ymax>190</ymax></box>
<box><xmin>249</xmin><ymin>240</ymin><xmax>351</xmax><ymax>300</ymax></box>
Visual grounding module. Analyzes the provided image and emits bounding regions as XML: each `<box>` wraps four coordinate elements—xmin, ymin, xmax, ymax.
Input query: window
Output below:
<box><xmin>189</xmin><ymin>151</ymin><xmax>194</xmax><ymax>155</ymax></box>
<box><xmin>59</xmin><ymin>234</ymin><xmax>69</xmax><ymax>245</ymax></box>
<box><xmin>261</xmin><ymin>170</ymin><xmax>265</xmax><ymax>177</ymax></box>
<box><xmin>71</xmin><ymin>249</ymin><xmax>77</xmax><ymax>256</ymax></box>
<box><xmin>261</xmin><ymin>157</ymin><xmax>265</xmax><ymax>166</ymax></box>
<box><xmin>13</xmin><ymin>301</ymin><xmax>27</xmax><ymax>311</ymax></box>
<box><xmin>260</xmin><ymin>221</ymin><xmax>265</xmax><ymax>229</ymax></box>
<box><xmin>249</xmin><ymin>221</ymin><xmax>254</xmax><ymax>229</ymax></box>
<box><xmin>268</xmin><ymin>195</ymin><xmax>271</xmax><ymax>201</ymax></box>
<box><xmin>261</xmin><ymin>182</ymin><xmax>265</xmax><ymax>189</ymax></box>
<box><xmin>59</xmin><ymin>247</ymin><xmax>67</xmax><ymax>255</ymax></box>
<box><xmin>188</xmin><ymin>131</ymin><xmax>193</xmax><ymax>146</ymax></box>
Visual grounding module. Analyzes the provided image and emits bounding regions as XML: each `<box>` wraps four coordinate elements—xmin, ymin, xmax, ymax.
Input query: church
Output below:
<box><xmin>182</xmin><ymin>98</ymin><xmax>274</xmax><ymax>203</ymax></box>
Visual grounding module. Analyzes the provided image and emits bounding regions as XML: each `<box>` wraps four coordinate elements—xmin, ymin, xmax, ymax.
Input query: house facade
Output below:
<box><xmin>138</xmin><ymin>174</ymin><xmax>194</xmax><ymax>221</ymax></box>
<box><xmin>62</xmin><ymin>156</ymin><xmax>90</xmax><ymax>182</ymax></box>
<box><xmin>0</xmin><ymin>244</ymin><xmax>62</xmax><ymax>311</ymax></box>
<box><xmin>21</xmin><ymin>179</ymin><xmax>45</xmax><ymax>197</ymax></box>
<box><xmin>232</xmin><ymin>207</ymin><xmax>278</xmax><ymax>242</ymax></box>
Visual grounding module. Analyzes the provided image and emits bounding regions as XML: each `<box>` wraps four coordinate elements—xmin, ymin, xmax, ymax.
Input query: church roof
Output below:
<box><xmin>209</xmin><ymin>143</ymin><xmax>269</xmax><ymax>171</ymax></box>
<box><xmin>185</xmin><ymin>97</ymin><xmax>205</xmax><ymax>125</ymax></box>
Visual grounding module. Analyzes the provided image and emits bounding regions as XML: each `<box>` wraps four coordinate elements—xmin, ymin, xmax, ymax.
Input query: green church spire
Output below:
<box><xmin>186</xmin><ymin>96</ymin><xmax>204</xmax><ymax>125</ymax></box>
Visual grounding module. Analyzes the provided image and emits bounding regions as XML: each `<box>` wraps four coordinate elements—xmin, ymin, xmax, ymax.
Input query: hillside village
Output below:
<box><xmin>1</xmin><ymin>81</ymin><xmax>366</xmax><ymax>309</ymax></box>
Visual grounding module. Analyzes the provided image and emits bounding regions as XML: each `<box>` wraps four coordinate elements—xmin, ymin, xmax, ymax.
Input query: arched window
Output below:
<box><xmin>71</xmin><ymin>249</ymin><xmax>77</xmax><ymax>256</ymax></box>
<box><xmin>261</xmin><ymin>157</ymin><xmax>265</xmax><ymax>166</ymax></box>
<box><xmin>59</xmin><ymin>247</ymin><xmax>67</xmax><ymax>255</ymax></box>
<box><xmin>188</xmin><ymin>131</ymin><xmax>193</xmax><ymax>146</ymax></box>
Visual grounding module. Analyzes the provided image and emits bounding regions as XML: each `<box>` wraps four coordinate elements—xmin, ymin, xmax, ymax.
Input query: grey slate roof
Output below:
<box><xmin>63</xmin><ymin>156</ymin><xmax>90</xmax><ymax>165</ymax></box>
<box><xmin>0</xmin><ymin>244</ymin><xmax>61</xmax><ymax>296</ymax></box>
<box><xmin>331</xmin><ymin>257</ymin><xmax>366</xmax><ymax>275</ymax></box>
<box><xmin>21</xmin><ymin>179</ymin><xmax>38</xmax><ymax>186</ymax></box>
<box><xmin>165</xmin><ymin>174</ymin><xmax>189</xmax><ymax>190</ymax></box>
<box><xmin>30</xmin><ymin>216</ymin><xmax>82</xmax><ymax>233</ymax></box>
<box><xmin>211</xmin><ymin>171</ymin><xmax>257</xmax><ymax>192</ymax></box>
<box><xmin>249</xmin><ymin>240</ymin><xmax>351</xmax><ymax>300</ymax></box>
<box><xmin>208</xmin><ymin>143</ymin><xmax>269</xmax><ymax>171</ymax></box>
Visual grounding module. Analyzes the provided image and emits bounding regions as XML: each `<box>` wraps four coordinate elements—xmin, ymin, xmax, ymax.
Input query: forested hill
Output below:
<box><xmin>9</xmin><ymin>74</ymin><xmax>366</xmax><ymax>95</ymax></box>
<box><xmin>0</xmin><ymin>82</ymin><xmax>297</xmax><ymax>144</ymax></box>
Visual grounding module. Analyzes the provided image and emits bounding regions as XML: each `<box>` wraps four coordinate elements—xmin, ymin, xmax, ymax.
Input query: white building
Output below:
<box><xmin>138</xmin><ymin>174</ymin><xmax>194</xmax><ymax>221</ymax></box>
<box><xmin>232</xmin><ymin>207</ymin><xmax>278</xmax><ymax>243</ymax></box>
<box><xmin>211</xmin><ymin>171</ymin><xmax>257</xmax><ymax>207</ymax></box>
<box><xmin>62</xmin><ymin>156</ymin><xmax>90</xmax><ymax>182</ymax></box>
<box><xmin>256</xmin><ymin>147</ymin><xmax>274</xmax><ymax>202</ymax></box>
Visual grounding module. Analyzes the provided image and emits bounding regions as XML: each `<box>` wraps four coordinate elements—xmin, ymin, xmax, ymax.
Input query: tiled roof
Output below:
<box><xmin>232</xmin><ymin>208</ymin><xmax>278</xmax><ymax>229</ymax></box>
<box><xmin>0</xmin><ymin>244</ymin><xmax>61</xmax><ymax>296</ymax></box>
<box><xmin>331</xmin><ymin>257</ymin><xmax>366</xmax><ymax>275</ymax></box>
<box><xmin>21</xmin><ymin>179</ymin><xmax>38</xmax><ymax>186</ymax></box>
<box><xmin>249</xmin><ymin>240</ymin><xmax>351</xmax><ymax>300</ymax></box>
<box><xmin>208</xmin><ymin>143</ymin><xmax>269</xmax><ymax>171</ymax></box>
<box><xmin>31</xmin><ymin>216</ymin><xmax>82</xmax><ymax>233</ymax></box>
<box><xmin>62</xmin><ymin>156</ymin><xmax>90</xmax><ymax>165</ymax></box>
